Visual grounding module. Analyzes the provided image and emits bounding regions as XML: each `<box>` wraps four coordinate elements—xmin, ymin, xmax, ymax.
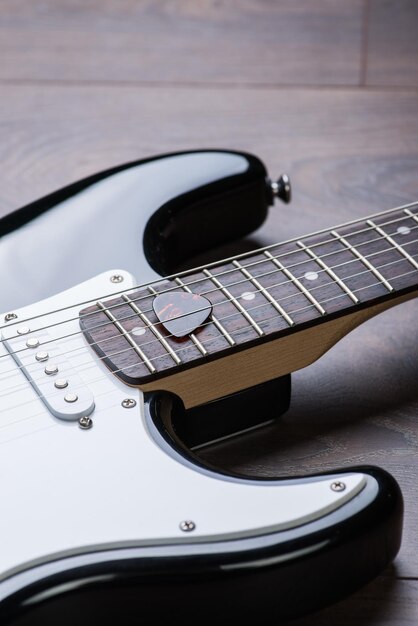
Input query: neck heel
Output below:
<box><xmin>148</xmin><ymin>375</ymin><xmax>291</xmax><ymax>450</ymax></box>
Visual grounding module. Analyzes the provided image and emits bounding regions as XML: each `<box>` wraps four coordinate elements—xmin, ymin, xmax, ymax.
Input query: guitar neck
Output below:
<box><xmin>80</xmin><ymin>202</ymin><xmax>418</xmax><ymax>407</ymax></box>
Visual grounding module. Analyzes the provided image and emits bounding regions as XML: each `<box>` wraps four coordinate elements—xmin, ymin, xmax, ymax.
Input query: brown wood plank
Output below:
<box><xmin>0</xmin><ymin>0</ymin><xmax>364</xmax><ymax>86</ymax></box>
<box><xmin>288</xmin><ymin>574</ymin><xmax>418</xmax><ymax>625</ymax></box>
<box><xmin>1</xmin><ymin>84</ymin><xmax>418</xmax><ymax>222</ymax></box>
<box><xmin>367</xmin><ymin>0</ymin><xmax>418</xmax><ymax>87</ymax></box>
<box><xmin>1</xmin><ymin>83</ymin><xmax>418</xmax><ymax>621</ymax></box>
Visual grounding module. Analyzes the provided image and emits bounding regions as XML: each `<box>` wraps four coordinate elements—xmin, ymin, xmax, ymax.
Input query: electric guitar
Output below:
<box><xmin>0</xmin><ymin>150</ymin><xmax>413</xmax><ymax>625</ymax></box>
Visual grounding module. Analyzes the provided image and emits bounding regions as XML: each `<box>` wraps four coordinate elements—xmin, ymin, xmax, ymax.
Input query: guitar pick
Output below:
<box><xmin>152</xmin><ymin>291</ymin><xmax>213</xmax><ymax>338</ymax></box>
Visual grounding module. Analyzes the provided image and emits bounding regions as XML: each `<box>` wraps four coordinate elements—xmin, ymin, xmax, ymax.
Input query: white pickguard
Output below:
<box><xmin>0</xmin><ymin>271</ymin><xmax>367</xmax><ymax>581</ymax></box>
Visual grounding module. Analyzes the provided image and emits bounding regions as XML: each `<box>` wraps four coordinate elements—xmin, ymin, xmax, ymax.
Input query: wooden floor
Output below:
<box><xmin>1</xmin><ymin>1</ymin><xmax>418</xmax><ymax>623</ymax></box>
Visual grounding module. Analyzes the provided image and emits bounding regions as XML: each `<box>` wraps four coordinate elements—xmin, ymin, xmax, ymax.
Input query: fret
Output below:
<box><xmin>79</xmin><ymin>205</ymin><xmax>418</xmax><ymax>397</ymax></box>
<box><xmin>121</xmin><ymin>293</ymin><xmax>182</xmax><ymax>364</ymax></box>
<box><xmin>331</xmin><ymin>230</ymin><xmax>394</xmax><ymax>293</ymax></box>
<box><xmin>296</xmin><ymin>240</ymin><xmax>359</xmax><ymax>304</ymax></box>
<box><xmin>366</xmin><ymin>219</ymin><xmax>418</xmax><ymax>271</ymax></box>
<box><xmin>185</xmin><ymin>332</ymin><xmax>207</xmax><ymax>357</ymax></box>
<box><xmin>174</xmin><ymin>277</ymin><xmax>233</xmax><ymax>350</ymax></box>
<box><xmin>404</xmin><ymin>208</ymin><xmax>418</xmax><ymax>226</ymax></box>
<box><xmin>147</xmin><ymin>284</ymin><xmax>207</xmax><ymax>356</ymax></box>
<box><xmin>95</xmin><ymin>301</ymin><xmax>156</xmax><ymax>374</ymax></box>
<box><xmin>232</xmin><ymin>259</ymin><xmax>295</xmax><ymax>327</ymax></box>
<box><xmin>263</xmin><ymin>250</ymin><xmax>326</xmax><ymax>316</ymax></box>
<box><xmin>202</xmin><ymin>269</ymin><xmax>265</xmax><ymax>336</ymax></box>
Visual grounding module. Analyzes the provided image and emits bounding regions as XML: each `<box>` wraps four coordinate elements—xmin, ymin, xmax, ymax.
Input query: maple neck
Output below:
<box><xmin>80</xmin><ymin>203</ymin><xmax>418</xmax><ymax>400</ymax></box>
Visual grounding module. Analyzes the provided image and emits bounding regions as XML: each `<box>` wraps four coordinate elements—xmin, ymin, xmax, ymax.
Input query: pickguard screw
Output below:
<box><xmin>79</xmin><ymin>416</ymin><xmax>93</xmax><ymax>430</ymax></box>
<box><xmin>110</xmin><ymin>275</ymin><xmax>124</xmax><ymax>283</ymax></box>
<box><xmin>331</xmin><ymin>481</ymin><xmax>346</xmax><ymax>492</ymax></box>
<box><xmin>122</xmin><ymin>398</ymin><xmax>137</xmax><ymax>409</ymax></box>
<box><xmin>4</xmin><ymin>313</ymin><xmax>17</xmax><ymax>323</ymax></box>
<box><xmin>180</xmin><ymin>520</ymin><xmax>196</xmax><ymax>532</ymax></box>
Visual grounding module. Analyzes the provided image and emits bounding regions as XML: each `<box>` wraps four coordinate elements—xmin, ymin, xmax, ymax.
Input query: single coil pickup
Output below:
<box><xmin>1</xmin><ymin>326</ymin><xmax>94</xmax><ymax>422</ymax></box>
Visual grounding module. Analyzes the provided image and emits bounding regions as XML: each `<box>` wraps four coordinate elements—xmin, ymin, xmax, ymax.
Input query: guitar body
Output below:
<box><xmin>0</xmin><ymin>151</ymin><xmax>403</xmax><ymax>624</ymax></box>
<box><xmin>0</xmin><ymin>150</ymin><xmax>271</xmax><ymax>313</ymax></box>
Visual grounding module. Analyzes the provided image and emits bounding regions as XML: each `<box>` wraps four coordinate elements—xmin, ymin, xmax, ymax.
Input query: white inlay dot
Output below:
<box><xmin>397</xmin><ymin>226</ymin><xmax>411</xmax><ymax>236</ymax></box>
<box><xmin>241</xmin><ymin>292</ymin><xmax>256</xmax><ymax>301</ymax></box>
<box><xmin>132</xmin><ymin>326</ymin><xmax>146</xmax><ymax>336</ymax></box>
<box><xmin>304</xmin><ymin>271</ymin><xmax>319</xmax><ymax>281</ymax></box>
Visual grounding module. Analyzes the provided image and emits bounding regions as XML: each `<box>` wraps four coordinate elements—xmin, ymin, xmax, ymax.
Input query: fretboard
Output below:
<box><xmin>80</xmin><ymin>203</ymin><xmax>418</xmax><ymax>386</ymax></box>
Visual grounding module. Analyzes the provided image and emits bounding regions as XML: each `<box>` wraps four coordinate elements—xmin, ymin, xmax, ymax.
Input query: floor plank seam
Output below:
<box><xmin>1</xmin><ymin>77</ymin><xmax>418</xmax><ymax>93</ymax></box>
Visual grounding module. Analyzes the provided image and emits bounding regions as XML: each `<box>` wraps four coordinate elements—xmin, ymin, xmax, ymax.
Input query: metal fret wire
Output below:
<box><xmin>264</xmin><ymin>250</ymin><xmax>326</xmax><ymax>316</ymax></box>
<box><xmin>95</xmin><ymin>301</ymin><xmax>156</xmax><ymax>374</ymax></box>
<box><xmin>296</xmin><ymin>240</ymin><xmax>359</xmax><ymax>304</ymax></box>
<box><xmin>174</xmin><ymin>277</ymin><xmax>235</xmax><ymax>345</ymax></box>
<box><xmin>203</xmin><ymin>268</ymin><xmax>265</xmax><ymax>336</ymax></box>
<box><xmin>366</xmin><ymin>219</ymin><xmax>418</xmax><ymax>270</ymax></box>
<box><xmin>2</xmin><ymin>262</ymin><xmax>418</xmax><ymax>413</ymax></box>
<box><xmin>331</xmin><ymin>230</ymin><xmax>394</xmax><ymax>292</ymax></box>
<box><xmin>145</xmin><ymin>285</ymin><xmax>207</xmax><ymax>357</ymax></box>
<box><xmin>2</xmin><ymin>232</ymin><xmax>418</xmax><ymax>371</ymax></box>
<box><xmin>2</xmin><ymin>250</ymin><xmax>418</xmax><ymax>399</ymax></box>
<box><xmin>2</xmin><ymin>210</ymin><xmax>416</xmax><ymax>345</ymax></box>
<box><xmin>1</xmin><ymin>203</ymin><xmax>417</xmax><ymax>336</ymax></box>
<box><xmin>2</xmin><ymin>215</ymin><xmax>418</xmax><ymax>362</ymax></box>
<box><xmin>121</xmin><ymin>293</ymin><xmax>183</xmax><ymax>362</ymax></box>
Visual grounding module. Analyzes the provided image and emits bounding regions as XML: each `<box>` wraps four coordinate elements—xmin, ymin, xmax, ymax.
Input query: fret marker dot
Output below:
<box><xmin>131</xmin><ymin>326</ymin><xmax>146</xmax><ymax>336</ymax></box>
<box><xmin>304</xmin><ymin>271</ymin><xmax>319</xmax><ymax>281</ymax></box>
<box><xmin>397</xmin><ymin>226</ymin><xmax>411</xmax><ymax>235</ymax></box>
<box><xmin>241</xmin><ymin>292</ymin><xmax>256</xmax><ymax>301</ymax></box>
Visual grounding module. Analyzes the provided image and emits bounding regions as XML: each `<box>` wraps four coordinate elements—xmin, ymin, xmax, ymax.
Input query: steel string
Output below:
<box><xmin>1</xmin><ymin>201</ymin><xmax>417</xmax><ymax>334</ymax></box>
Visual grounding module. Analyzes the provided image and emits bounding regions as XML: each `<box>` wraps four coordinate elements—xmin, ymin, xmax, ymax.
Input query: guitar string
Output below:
<box><xmin>1</xmin><ymin>201</ymin><xmax>416</xmax><ymax>335</ymax></box>
<box><xmin>1</xmin><ymin>228</ymin><xmax>418</xmax><ymax>380</ymax></box>
<box><xmin>2</xmin><ymin>219</ymin><xmax>417</xmax><ymax>368</ymax></box>
<box><xmin>3</xmin><ymin>213</ymin><xmax>418</xmax><ymax>349</ymax></box>
<box><xmin>1</xmin><ymin>208</ymin><xmax>415</xmax><ymax>340</ymax></box>
<box><xmin>1</xmin><ymin>234</ymin><xmax>418</xmax><ymax>374</ymax></box>
<box><xmin>1</xmin><ymin>246</ymin><xmax>413</xmax><ymax>395</ymax></box>
<box><xmin>0</xmin><ymin>384</ymin><xmax>140</xmax><ymax>441</ymax></box>
<box><xmin>0</xmin><ymin>255</ymin><xmax>418</xmax><ymax>398</ymax></box>
<box><xmin>1</xmin><ymin>263</ymin><xmax>417</xmax><ymax>415</ymax></box>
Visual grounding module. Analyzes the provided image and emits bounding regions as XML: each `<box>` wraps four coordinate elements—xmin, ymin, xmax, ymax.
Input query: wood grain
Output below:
<box><xmin>1</xmin><ymin>1</ymin><xmax>418</xmax><ymax>623</ymax></box>
<box><xmin>0</xmin><ymin>0</ymin><xmax>364</xmax><ymax>86</ymax></box>
<box><xmin>367</xmin><ymin>0</ymin><xmax>418</xmax><ymax>87</ymax></box>
<box><xmin>1</xmin><ymin>84</ymin><xmax>418</xmax><ymax>220</ymax></box>
<box><xmin>288</xmin><ymin>573</ymin><xmax>418</xmax><ymax>625</ymax></box>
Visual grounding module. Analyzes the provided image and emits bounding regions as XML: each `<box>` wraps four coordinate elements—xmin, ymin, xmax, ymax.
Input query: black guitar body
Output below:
<box><xmin>0</xmin><ymin>150</ymin><xmax>403</xmax><ymax>624</ymax></box>
<box><xmin>0</xmin><ymin>149</ymin><xmax>291</xmax><ymax>447</ymax></box>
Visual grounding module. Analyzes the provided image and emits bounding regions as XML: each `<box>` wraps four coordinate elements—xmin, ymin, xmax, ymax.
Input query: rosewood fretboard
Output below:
<box><xmin>80</xmin><ymin>204</ymin><xmax>418</xmax><ymax>386</ymax></box>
